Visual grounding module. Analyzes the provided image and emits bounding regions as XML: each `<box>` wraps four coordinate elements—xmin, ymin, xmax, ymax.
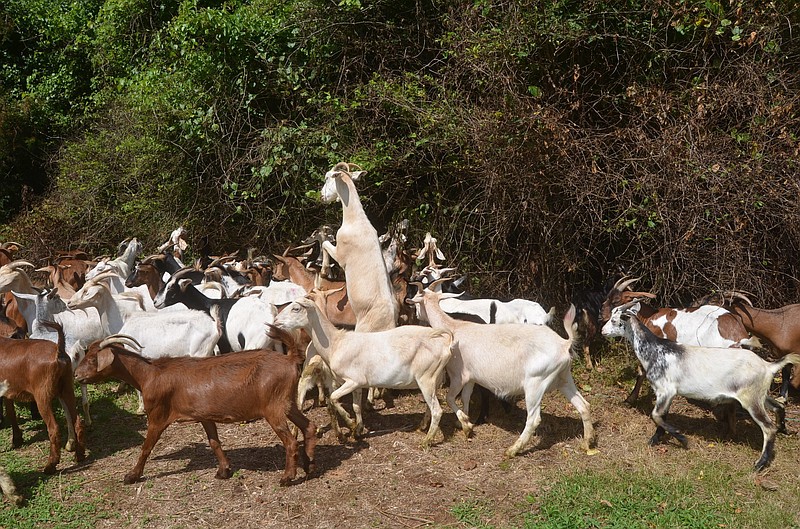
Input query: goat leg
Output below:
<box><xmin>765</xmin><ymin>396</ymin><xmax>787</xmax><ymax>434</ymax></box>
<box><xmin>287</xmin><ymin>406</ymin><xmax>317</xmax><ymax>478</ymax></box>
<box><xmin>650</xmin><ymin>396</ymin><xmax>688</xmax><ymax>448</ymax></box>
<box><xmin>126</xmin><ymin>420</ymin><xmax>169</xmax><ymax>484</ymax></box>
<box><xmin>263</xmin><ymin>413</ymin><xmax>300</xmax><ymax>487</ymax></box>
<box><xmin>4</xmin><ymin>400</ymin><xmax>21</xmax><ymax>448</ymax></box>
<box><xmin>37</xmin><ymin>399</ymin><xmax>62</xmax><ymax>474</ymax></box>
<box><xmin>625</xmin><ymin>366</ymin><xmax>647</xmax><ymax>405</ymax></box>
<box><xmin>200</xmin><ymin>421</ymin><xmax>232</xmax><ymax>479</ymax></box>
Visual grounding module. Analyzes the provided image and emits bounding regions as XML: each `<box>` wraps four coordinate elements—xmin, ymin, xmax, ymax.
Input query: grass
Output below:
<box><xmin>0</xmin><ymin>382</ymin><xmax>139</xmax><ymax>527</ymax></box>
<box><xmin>449</xmin><ymin>463</ymin><xmax>800</xmax><ymax>529</ymax></box>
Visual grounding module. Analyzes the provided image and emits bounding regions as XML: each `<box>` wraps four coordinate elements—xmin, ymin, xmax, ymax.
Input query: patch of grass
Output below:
<box><xmin>0</xmin><ymin>476</ymin><xmax>110</xmax><ymax>529</ymax></box>
<box><xmin>451</xmin><ymin>499</ymin><xmax>496</xmax><ymax>529</ymax></box>
<box><xmin>0</xmin><ymin>383</ymin><xmax>127</xmax><ymax>527</ymax></box>
<box><xmin>523</xmin><ymin>464</ymin><xmax>799</xmax><ymax>529</ymax></box>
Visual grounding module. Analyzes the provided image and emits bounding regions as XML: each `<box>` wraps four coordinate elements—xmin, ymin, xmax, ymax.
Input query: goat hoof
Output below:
<box><xmin>123</xmin><ymin>473</ymin><xmax>141</xmax><ymax>484</ymax></box>
<box><xmin>11</xmin><ymin>436</ymin><xmax>23</xmax><ymax>449</ymax></box>
<box><xmin>215</xmin><ymin>468</ymin><xmax>232</xmax><ymax>480</ymax></box>
<box><xmin>279</xmin><ymin>476</ymin><xmax>293</xmax><ymax>487</ymax></box>
<box><xmin>65</xmin><ymin>440</ymin><xmax>76</xmax><ymax>452</ymax></box>
<box><xmin>675</xmin><ymin>434</ymin><xmax>689</xmax><ymax>448</ymax></box>
<box><xmin>75</xmin><ymin>451</ymin><xmax>86</xmax><ymax>463</ymax></box>
<box><xmin>42</xmin><ymin>463</ymin><xmax>57</xmax><ymax>475</ymax></box>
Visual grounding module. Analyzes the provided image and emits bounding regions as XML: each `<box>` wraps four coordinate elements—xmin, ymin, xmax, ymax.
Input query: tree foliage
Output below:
<box><xmin>1</xmin><ymin>0</ymin><xmax>799</xmax><ymax>306</ymax></box>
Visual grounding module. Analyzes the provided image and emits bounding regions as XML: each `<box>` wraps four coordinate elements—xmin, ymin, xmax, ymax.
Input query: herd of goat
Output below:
<box><xmin>0</xmin><ymin>161</ymin><xmax>798</xmax><ymax>505</ymax></box>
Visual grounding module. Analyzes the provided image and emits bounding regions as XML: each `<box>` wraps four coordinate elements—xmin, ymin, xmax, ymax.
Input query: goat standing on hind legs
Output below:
<box><xmin>75</xmin><ymin>326</ymin><xmax>317</xmax><ymax>486</ymax></box>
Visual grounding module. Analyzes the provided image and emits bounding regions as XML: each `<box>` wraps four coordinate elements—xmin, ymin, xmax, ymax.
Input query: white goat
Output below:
<box><xmin>320</xmin><ymin>162</ymin><xmax>398</xmax><ymax>332</ymax></box>
<box><xmin>153</xmin><ymin>269</ymin><xmax>278</xmax><ymax>353</ymax></box>
<box><xmin>601</xmin><ymin>301</ymin><xmax>800</xmax><ymax>471</ymax></box>
<box><xmin>411</xmin><ymin>283</ymin><xmax>596</xmax><ymax>457</ymax></box>
<box><xmin>68</xmin><ymin>272</ymin><xmax>222</xmax><ymax>414</ymax></box>
<box><xmin>275</xmin><ymin>289</ymin><xmax>453</xmax><ymax>447</ymax></box>
<box><xmin>412</xmin><ymin>272</ymin><xmax>554</xmax><ymax>326</ymax></box>
<box><xmin>85</xmin><ymin>238</ymin><xmax>143</xmax><ymax>293</ymax></box>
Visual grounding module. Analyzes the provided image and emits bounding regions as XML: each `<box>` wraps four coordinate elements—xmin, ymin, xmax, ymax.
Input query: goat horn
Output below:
<box><xmin>1</xmin><ymin>242</ymin><xmax>22</xmax><ymax>250</ymax></box>
<box><xmin>5</xmin><ymin>260</ymin><xmax>35</xmax><ymax>271</ymax></box>
<box><xmin>427</xmin><ymin>278</ymin><xmax>453</xmax><ymax>291</ymax></box>
<box><xmin>169</xmin><ymin>266</ymin><xmax>198</xmax><ymax>282</ymax></box>
<box><xmin>87</xmin><ymin>270</ymin><xmax>120</xmax><ymax>285</ymax></box>
<box><xmin>208</xmin><ymin>253</ymin><xmax>238</xmax><ymax>268</ymax></box>
<box><xmin>616</xmin><ymin>298</ymin><xmax>645</xmax><ymax>313</ymax></box>
<box><xmin>723</xmin><ymin>290</ymin><xmax>754</xmax><ymax>306</ymax></box>
<box><xmin>98</xmin><ymin>334</ymin><xmax>142</xmax><ymax>352</ymax></box>
<box><xmin>614</xmin><ymin>276</ymin><xmax>641</xmax><ymax>292</ymax></box>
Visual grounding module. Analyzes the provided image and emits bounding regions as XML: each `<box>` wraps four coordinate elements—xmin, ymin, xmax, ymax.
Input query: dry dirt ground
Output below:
<box><xmin>5</xmin><ymin>357</ymin><xmax>800</xmax><ymax>529</ymax></box>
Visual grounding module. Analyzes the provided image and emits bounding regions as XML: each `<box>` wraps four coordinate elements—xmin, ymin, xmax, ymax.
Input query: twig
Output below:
<box><xmin>378</xmin><ymin>508</ymin><xmax>434</xmax><ymax>528</ymax></box>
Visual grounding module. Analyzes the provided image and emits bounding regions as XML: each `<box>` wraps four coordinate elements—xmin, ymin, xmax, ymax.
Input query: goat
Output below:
<box><xmin>74</xmin><ymin>328</ymin><xmax>317</xmax><ymax>486</ymax></box>
<box><xmin>320</xmin><ymin>162</ymin><xmax>398</xmax><ymax>332</ymax></box>
<box><xmin>275</xmin><ymin>289</ymin><xmax>453</xmax><ymax>446</ymax></box>
<box><xmin>0</xmin><ymin>321</ymin><xmax>86</xmax><ymax>473</ymax></box>
<box><xmin>85</xmin><ymin>238</ymin><xmax>143</xmax><ymax>293</ymax></box>
<box><xmin>601</xmin><ymin>301</ymin><xmax>799</xmax><ymax>471</ymax></box>
<box><xmin>12</xmin><ymin>287</ymin><xmax>104</xmax><ymax>425</ymax></box>
<box><xmin>600</xmin><ymin>276</ymin><xmax>759</xmax><ymax>403</ymax></box>
<box><xmin>68</xmin><ymin>271</ymin><xmax>222</xmax><ymax>414</ymax></box>
<box><xmin>153</xmin><ymin>268</ymin><xmax>278</xmax><ymax>353</ymax></box>
<box><xmin>411</xmin><ymin>281</ymin><xmax>596</xmax><ymax>457</ymax></box>
<box><xmin>52</xmin><ymin>251</ymin><xmax>94</xmax><ymax>290</ymax></box>
<box><xmin>124</xmin><ymin>252</ymin><xmax>184</xmax><ymax>300</ymax></box>
<box><xmin>717</xmin><ymin>300</ymin><xmax>800</xmax><ymax>400</ymax></box>
<box><xmin>36</xmin><ymin>264</ymin><xmax>77</xmax><ymax>300</ymax></box>
<box><xmin>272</xmin><ymin>254</ymin><xmax>355</xmax><ymax>327</ymax></box>
<box><xmin>0</xmin><ymin>260</ymin><xmax>39</xmax><ymax>332</ymax></box>
<box><xmin>0</xmin><ymin>242</ymin><xmax>22</xmax><ymax>268</ymax></box>
<box><xmin>157</xmin><ymin>226</ymin><xmax>189</xmax><ymax>260</ymax></box>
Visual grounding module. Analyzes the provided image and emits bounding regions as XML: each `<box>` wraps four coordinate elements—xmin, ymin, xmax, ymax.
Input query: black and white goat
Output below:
<box><xmin>601</xmin><ymin>301</ymin><xmax>799</xmax><ymax>471</ymax></box>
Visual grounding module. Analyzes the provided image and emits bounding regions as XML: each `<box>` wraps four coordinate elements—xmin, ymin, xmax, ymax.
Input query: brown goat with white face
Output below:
<box><xmin>0</xmin><ymin>322</ymin><xmax>86</xmax><ymax>474</ymax></box>
<box><xmin>74</xmin><ymin>326</ymin><xmax>317</xmax><ymax>486</ymax></box>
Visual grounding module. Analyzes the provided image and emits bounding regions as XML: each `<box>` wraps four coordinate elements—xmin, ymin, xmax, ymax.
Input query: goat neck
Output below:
<box><xmin>418</xmin><ymin>292</ymin><xmax>460</xmax><ymax>330</ymax></box>
<box><xmin>626</xmin><ymin>316</ymin><xmax>684</xmax><ymax>375</ymax></box>
<box><xmin>334</xmin><ymin>174</ymin><xmax>366</xmax><ymax>222</ymax></box>
<box><xmin>301</xmin><ymin>298</ymin><xmax>343</xmax><ymax>357</ymax></box>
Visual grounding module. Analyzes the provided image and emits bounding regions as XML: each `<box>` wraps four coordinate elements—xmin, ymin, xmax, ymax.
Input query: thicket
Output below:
<box><xmin>0</xmin><ymin>0</ymin><xmax>798</xmax><ymax>307</ymax></box>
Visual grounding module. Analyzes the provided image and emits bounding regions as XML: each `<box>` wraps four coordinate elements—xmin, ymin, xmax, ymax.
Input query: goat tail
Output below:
<box><xmin>266</xmin><ymin>324</ymin><xmax>303</xmax><ymax>365</ymax></box>
<box><xmin>562</xmin><ymin>304</ymin><xmax>577</xmax><ymax>345</ymax></box>
<box><xmin>772</xmin><ymin>353</ymin><xmax>800</xmax><ymax>374</ymax></box>
<box><xmin>39</xmin><ymin>320</ymin><xmax>67</xmax><ymax>360</ymax></box>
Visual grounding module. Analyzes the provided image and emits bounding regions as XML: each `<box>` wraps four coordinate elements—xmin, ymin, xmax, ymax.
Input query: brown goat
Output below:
<box><xmin>725</xmin><ymin>302</ymin><xmax>800</xmax><ymax>397</ymax></box>
<box><xmin>272</xmin><ymin>254</ymin><xmax>356</xmax><ymax>327</ymax></box>
<box><xmin>74</xmin><ymin>326</ymin><xmax>317</xmax><ymax>486</ymax></box>
<box><xmin>0</xmin><ymin>321</ymin><xmax>86</xmax><ymax>473</ymax></box>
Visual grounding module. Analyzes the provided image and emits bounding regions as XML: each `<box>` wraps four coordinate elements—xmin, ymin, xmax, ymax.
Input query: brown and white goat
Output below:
<box><xmin>0</xmin><ymin>321</ymin><xmax>86</xmax><ymax>473</ymax></box>
<box><xmin>601</xmin><ymin>277</ymin><xmax>758</xmax><ymax>403</ymax></box>
<box><xmin>74</xmin><ymin>326</ymin><xmax>317</xmax><ymax>486</ymax></box>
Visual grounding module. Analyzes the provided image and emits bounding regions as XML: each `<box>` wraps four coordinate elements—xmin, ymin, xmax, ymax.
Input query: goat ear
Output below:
<box><xmin>626</xmin><ymin>302</ymin><xmax>641</xmax><ymax>316</ymax></box>
<box><xmin>97</xmin><ymin>349</ymin><xmax>115</xmax><ymax>372</ymax></box>
<box><xmin>178</xmin><ymin>278</ymin><xmax>193</xmax><ymax>291</ymax></box>
<box><xmin>350</xmin><ymin>170</ymin><xmax>365</xmax><ymax>181</ymax></box>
